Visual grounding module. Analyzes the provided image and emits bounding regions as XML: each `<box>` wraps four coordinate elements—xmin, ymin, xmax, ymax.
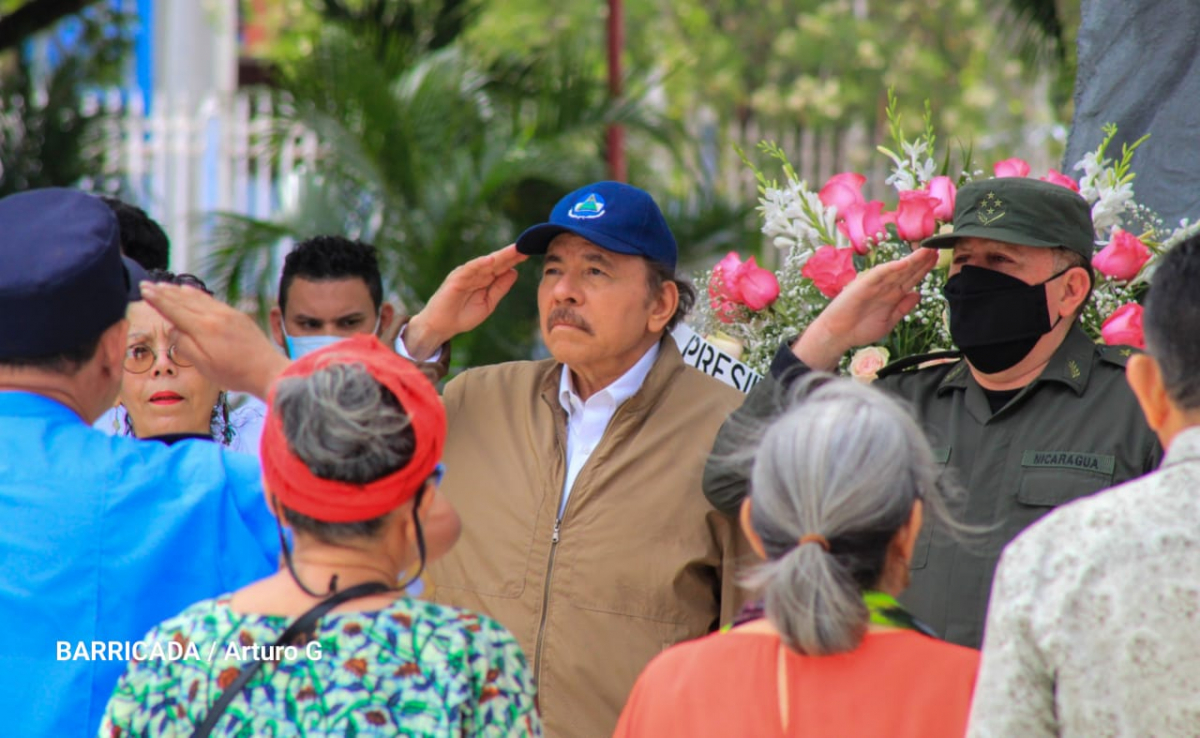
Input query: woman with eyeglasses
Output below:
<box><xmin>115</xmin><ymin>271</ymin><xmax>248</xmax><ymax>445</ymax></box>
<box><xmin>102</xmin><ymin>335</ymin><xmax>541</xmax><ymax>736</ymax></box>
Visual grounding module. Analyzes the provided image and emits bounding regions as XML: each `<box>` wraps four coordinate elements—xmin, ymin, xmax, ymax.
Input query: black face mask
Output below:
<box><xmin>942</xmin><ymin>265</ymin><xmax>1068</xmax><ymax>374</ymax></box>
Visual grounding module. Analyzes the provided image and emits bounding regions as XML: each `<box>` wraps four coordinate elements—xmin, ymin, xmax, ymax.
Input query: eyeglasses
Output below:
<box><xmin>123</xmin><ymin>343</ymin><xmax>193</xmax><ymax>374</ymax></box>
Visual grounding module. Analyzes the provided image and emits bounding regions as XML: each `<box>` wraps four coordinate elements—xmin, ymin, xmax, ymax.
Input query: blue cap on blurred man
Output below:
<box><xmin>515</xmin><ymin>181</ymin><xmax>678</xmax><ymax>271</ymax></box>
<box><xmin>0</xmin><ymin>188</ymin><xmax>147</xmax><ymax>359</ymax></box>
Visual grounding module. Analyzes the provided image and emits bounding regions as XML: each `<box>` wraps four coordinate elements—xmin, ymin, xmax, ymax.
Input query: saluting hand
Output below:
<box><xmin>794</xmin><ymin>247</ymin><xmax>939</xmax><ymax>370</ymax></box>
<box><xmin>402</xmin><ymin>244</ymin><xmax>529</xmax><ymax>361</ymax></box>
<box><xmin>140</xmin><ymin>283</ymin><xmax>290</xmax><ymax>401</ymax></box>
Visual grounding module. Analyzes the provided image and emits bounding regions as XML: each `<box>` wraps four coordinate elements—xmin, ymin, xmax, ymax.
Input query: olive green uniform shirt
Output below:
<box><xmin>703</xmin><ymin>325</ymin><xmax>1162</xmax><ymax>648</ymax></box>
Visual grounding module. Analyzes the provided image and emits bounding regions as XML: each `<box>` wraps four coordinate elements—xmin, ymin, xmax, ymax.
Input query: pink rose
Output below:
<box><xmin>894</xmin><ymin>191</ymin><xmax>939</xmax><ymax>242</ymax></box>
<box><xmin>1092</xmin><ymin>228</ymin><xmax>1151</xmax><ymax>281</ymax></box>
<box><xmin>1040</xmin><ymin>169</ymin><xmax>1080</xmax><ymax>192</ymax></box>
<box><xmin>926</xmin><ymin>176</ymin><xmax>956</xmax><ymax>221</ymax></box>
<box><xmin>837</xmin><ymin>200</ymin><xmax>887</xmax><ymax>255</ymax></box>
<box><xmin>849</xmin><ymin>346</ymin><xmax>891</xmax><ymax>382</ymax></box>
<box><xmin>819</xmin><ymin>172</ymin><xmax>867</xmax><ymax>216</ymax></box>
<box><xmin>735</xmin><ymin>256</ymin><xmax>782</xmax><ymax>310</ymax></box>
<box><xmin>707</xmin><ymin>252</ymin><xmax>780</xmax><ymax>318</ymax></box>
<box><xmin>1100</xmin><ymin>303</ymin><xmax>1145</xmax><ymax>349</ymax></box>
<box><xmin>708</xmin><ymin>252</ymin><xmax>745</xmax><ymax>322</ymax></box>
<box><xmin>801</xmin><ymin>245</ymin><xmax>857</xmax><ymax>298</ymax></box>
<box><xmin>993</xmin><ymin>158</ymin><xmax>1031</xmax><ymax>178</ymax></box>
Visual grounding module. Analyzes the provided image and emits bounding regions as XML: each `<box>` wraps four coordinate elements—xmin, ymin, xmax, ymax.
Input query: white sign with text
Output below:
<box><xmin>671</xmin><ymin>324</ymin><xmax>764</xmax><ymax>394</ymax></box>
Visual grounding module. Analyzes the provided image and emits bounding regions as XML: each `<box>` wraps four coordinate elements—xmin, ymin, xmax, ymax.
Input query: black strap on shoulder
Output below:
<box><xmin>191</xmin><ymin>581</ymin><xmax>393</xmax><ymax>738</ymax></box>
<box><xmin>874</xmin><ymin>350</ymin><xmax>962</xmax><ymax>380</ymax></box>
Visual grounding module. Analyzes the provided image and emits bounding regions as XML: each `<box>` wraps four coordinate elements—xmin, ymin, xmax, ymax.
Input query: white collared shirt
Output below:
<box><xmin>556</xmin><ymin>343</ymin><xmax>659</xmax><ymax>518</ymax></box>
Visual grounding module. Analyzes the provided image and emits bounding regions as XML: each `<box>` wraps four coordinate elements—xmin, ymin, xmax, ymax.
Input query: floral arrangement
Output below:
<box><xmin>695</xmin><ymin>95</ymin><xmax>1200</xmax><ymax>379</ymax></box>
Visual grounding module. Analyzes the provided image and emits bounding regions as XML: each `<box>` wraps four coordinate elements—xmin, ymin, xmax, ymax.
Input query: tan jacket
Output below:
<box><xmin>426</xmin><ymin>339</ymin><xmax>748</xmax><ymax>738</ymax></box>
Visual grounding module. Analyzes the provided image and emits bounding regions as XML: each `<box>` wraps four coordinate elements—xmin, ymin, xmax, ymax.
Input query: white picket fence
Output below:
<box><xmin>85</xmin><ymin>89</ymin><xmax>319</xmax><ymax>276</ymax></box>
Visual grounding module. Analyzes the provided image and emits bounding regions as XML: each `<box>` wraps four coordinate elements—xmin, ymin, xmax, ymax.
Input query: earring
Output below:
<box><xmin>217</xmin><ymin>392</ymin><xmax>235</xmax><ymax>446</ymax></box>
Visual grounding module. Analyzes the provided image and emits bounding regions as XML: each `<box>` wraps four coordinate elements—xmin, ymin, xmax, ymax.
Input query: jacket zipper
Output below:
<box><xmin>533</xmin><ymin>516</ymin><xmax>562</xmax><ymax>684</ymax></box>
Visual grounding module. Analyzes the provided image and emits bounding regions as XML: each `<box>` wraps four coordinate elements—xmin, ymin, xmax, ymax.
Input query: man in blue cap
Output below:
<box><xmin>0</xmin><ymin>188</ymin><xmax>279</xmax><ymax>736</ymax></box>
<box><xmin>406</xmin><ymin>181</ymin><xmax>748</xmax><ymax>737</ymax></box>
<box><xmin>141</xmin><ymin>181</ymin><xmax>749</xmax><ymax>738</ymax></box>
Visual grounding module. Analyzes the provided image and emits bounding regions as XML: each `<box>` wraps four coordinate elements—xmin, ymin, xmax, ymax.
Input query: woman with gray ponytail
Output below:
<box><xmin>615</xmin><ymin>375</ymin><xmax>979</xmax><ymax>737</ymax></box>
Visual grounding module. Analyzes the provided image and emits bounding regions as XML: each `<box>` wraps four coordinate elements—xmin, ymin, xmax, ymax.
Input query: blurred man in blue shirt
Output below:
<box><xmin>0</xmin><ymin>188</ymin><xmax>279</xmax><ymax>736</ymax></box>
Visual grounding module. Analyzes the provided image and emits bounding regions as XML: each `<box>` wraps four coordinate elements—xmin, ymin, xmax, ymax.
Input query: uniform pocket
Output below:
<box><xmin>1016</xmin><ymin>469</ymin><xmax>1113</xmax><ymax>506</ymax></box>
<box><xmin>1017</xmin><ymin>450</ymin><xmax>1115</xmax><ymax>506</ymax></box>
<box><xmin>1008</xmin><ymin>453</ymin><xmax>1115</xmax><ymax>540</ymax></box>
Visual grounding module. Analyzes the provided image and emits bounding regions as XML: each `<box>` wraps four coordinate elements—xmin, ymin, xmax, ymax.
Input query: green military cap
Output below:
<box><xmin>922</xmin><ymin>177</ymin><xmax>1095</xmax><ymax>259</ymax></box>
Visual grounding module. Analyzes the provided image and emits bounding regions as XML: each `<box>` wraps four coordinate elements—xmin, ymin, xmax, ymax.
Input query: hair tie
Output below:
<box><xmin>798</xmin><ymin>533</ymin><xmax>830</xmax><ymax>552</ymax></box>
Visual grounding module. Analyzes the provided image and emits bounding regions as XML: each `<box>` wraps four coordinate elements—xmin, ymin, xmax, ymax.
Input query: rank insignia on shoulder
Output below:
<box><xmin>1098</xmin><ymin>343</ymin><xmax>1140</xmax><ymax>367</ymax></box>
<box><xmin>874</xmin><ymin>350</ymin><xmax>963</xmax><ymax>379</ymax></box>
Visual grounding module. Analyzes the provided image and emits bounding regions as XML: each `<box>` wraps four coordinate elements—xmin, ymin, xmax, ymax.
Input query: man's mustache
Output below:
<box><xmin>546</xmin><ymin>307</ymin><xmax>593</xmax><ymax>335</ymax></box>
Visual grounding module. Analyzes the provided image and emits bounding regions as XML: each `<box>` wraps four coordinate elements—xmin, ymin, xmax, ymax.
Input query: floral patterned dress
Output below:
<box><xmin>101</xmin><ymin>594</ymin><xmax>541</xmax><ymax>737</ymax></box>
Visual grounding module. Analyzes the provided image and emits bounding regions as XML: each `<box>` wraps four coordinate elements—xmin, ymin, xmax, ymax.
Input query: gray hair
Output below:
<box><xmin>274</xmin><ymin>362</ymin><xmax>416</xmax><ymax>541</ymax></box>
<box><xmin>742</xmin><ymin>374</ymin><xmax>966</xmax><ymax>655</ymax></box>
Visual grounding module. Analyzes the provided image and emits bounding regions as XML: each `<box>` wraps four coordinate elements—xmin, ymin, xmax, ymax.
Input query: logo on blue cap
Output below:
<box><xmin>568</xmin><ymin>193</ymin><xmax>606</xmax><ymax>220</ymax></box>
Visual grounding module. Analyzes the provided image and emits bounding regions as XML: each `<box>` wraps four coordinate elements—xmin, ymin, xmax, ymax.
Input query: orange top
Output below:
<box><xmin>613</xmin><ymin>629</ymin><xmax>979</xmax><ymax>738</ymax></box>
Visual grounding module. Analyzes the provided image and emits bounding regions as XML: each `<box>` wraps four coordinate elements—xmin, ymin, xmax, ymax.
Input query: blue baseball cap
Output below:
<box><xmin>0</xmin><ymin>188</ymin><xmax>148</xmax><ymax>359</ymax></box>
<box><xmin>515</xmin><ymin>181</ymin><xmax>678</xmax><ymax>271</ymax></box>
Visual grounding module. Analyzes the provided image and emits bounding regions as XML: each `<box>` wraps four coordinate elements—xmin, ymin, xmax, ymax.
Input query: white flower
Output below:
<box><xmin>1091</xmin><ymin>181</ymin><xmax>1135</xmax><ymax>233</ymax></box>
<box><xmin>1073</xmin><ymin>149</ymin><xmax>1106</xmax><ymax>202</ymax></box>
<box><xmin>757</xmin><ymin>179</ymin><xmax>837</xmax><ymax>258</ymax></box>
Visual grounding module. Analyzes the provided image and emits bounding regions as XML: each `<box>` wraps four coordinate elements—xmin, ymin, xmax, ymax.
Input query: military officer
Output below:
<box><xmin>704</xmin><ymin>177</ymin><xmax>1162</xmax><ymax>648</ymax></box>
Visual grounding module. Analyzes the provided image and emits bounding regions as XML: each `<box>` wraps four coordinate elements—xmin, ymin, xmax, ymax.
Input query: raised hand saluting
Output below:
<box><xmin>401</xmin><ymin>244</ymin><xmax>528</xmax><ymax>361</ymax></box>
<box><xmin>793</xmin><ymin>247</ymin><xmax>939</xmax><ymax>370</ymax></box>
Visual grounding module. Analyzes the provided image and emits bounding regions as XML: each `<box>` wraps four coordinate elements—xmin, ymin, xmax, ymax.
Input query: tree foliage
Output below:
<box><xmin>0</xmin><ymin>0</ymin><xmax>106</xmax><ymax>52</ymax></box>
<box><xmin>472</xmin><ymin>0</ymin><xmax>1074</xmax><ymax>184</ymax></box>
<box><xmin>208</xmin><ymin>12</ymin><xmax>695</xmax><ymax>367</ymax></box>
<box><xmin>0</xmin><ymin>3</ymin><xmax>130</xmax><ymax>196</ymax></box>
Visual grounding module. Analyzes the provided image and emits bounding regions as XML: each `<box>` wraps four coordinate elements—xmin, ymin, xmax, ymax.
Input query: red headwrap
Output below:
<box><xmin>260</xmin><ymin>334</ymin><xmax>446</xmax><ymax>523</ymax></box>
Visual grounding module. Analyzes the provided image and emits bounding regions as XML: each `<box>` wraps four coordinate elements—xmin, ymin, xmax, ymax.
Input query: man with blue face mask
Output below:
<box><xmin>240</xmin><ymin>236</ymin><xmax>446</xmax><ymax>458</ymax></box>
<box><xmin>269</xmin><ymin>235</ymin><xmax>395</xmax><ymax>359</ymax></box>
<box><xmin>705</xmin><ymin>177</ymin><xmax>1162</xmax><ymax>649</ymax></box>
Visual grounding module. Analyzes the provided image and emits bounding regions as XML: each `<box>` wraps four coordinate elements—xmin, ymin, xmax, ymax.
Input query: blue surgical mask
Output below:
<box><xmin>281</xmin><ymin>315</ymin><xmax>382</xmax><ymax>359</ymax></box>
<box><xmin>283</xmin><ymin>332</ymin><xmax>343</xmax><ymax>359</ymax></box>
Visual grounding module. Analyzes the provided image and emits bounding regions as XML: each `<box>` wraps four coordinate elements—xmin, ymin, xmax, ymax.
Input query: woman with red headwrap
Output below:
<box><xmin>101</xmin><ymin>335</ymin><xmax>541</xmax><ymax>736</ymax></box>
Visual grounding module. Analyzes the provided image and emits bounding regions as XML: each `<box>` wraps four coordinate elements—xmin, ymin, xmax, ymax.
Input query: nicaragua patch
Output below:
<box><xmin>568</xmin><ymin>193</ymin><xmax>606</xmax><ymax>219</ymax></box>
<box><xmin>1021</xmin><ymin>450</ymin><xmax>1114</xmax><ymax>475</ymax></box>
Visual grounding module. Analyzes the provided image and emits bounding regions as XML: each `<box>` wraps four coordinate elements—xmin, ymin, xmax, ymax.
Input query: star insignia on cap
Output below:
<box><xmin>977</xmin><ymin>191</ymin><xmax>1007</xmax><ymax>226</ymax></box>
